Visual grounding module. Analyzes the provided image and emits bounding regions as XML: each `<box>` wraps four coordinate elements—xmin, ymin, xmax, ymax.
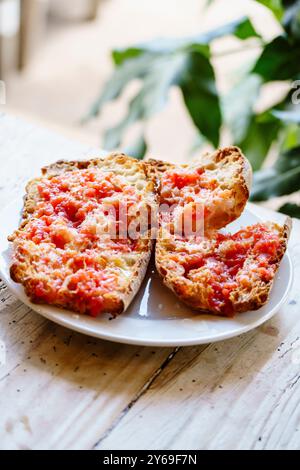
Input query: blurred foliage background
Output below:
<box><xmin>86</xmin><ymin>0</ymin><xmax>300</xmax><ymax>218</ymax></box>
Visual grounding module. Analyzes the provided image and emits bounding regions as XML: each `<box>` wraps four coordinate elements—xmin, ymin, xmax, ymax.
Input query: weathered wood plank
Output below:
<box><xmin>96</xmin><ymin>213</ymin><xmax>300</xmax><ymax>450</ymax></box>
<box><xmin>0</xmin><ymin>286</ymin><xmax>173</xmax><ymax>449</ymax></box>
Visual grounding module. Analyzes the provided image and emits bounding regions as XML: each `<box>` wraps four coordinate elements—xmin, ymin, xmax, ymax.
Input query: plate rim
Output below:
<box><xmin>0</xmin><ymin>252</ymin><xmax>293</xmax><ymax>347</ymax></box>
<box><xmin>0</xmin><ymin>199</ymin><xmax>293</xmax><ymax>347</ymax></box>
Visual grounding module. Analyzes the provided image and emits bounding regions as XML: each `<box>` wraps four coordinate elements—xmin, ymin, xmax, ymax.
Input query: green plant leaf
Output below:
<box><xmin>233</xmin><ymin>18</ymin><xmax>262</xmax><ymax>39</ymax></box>
<box><xmin>104</xmin><ymin>50</ymin><xmax>222</xmax><ymax>150</ymax></box>
<box><xmin>282</xmin><ymin>0</ymin><xmax>300</xmax><ymax>40</ymax></box>
<box><xmin>251</xmin><ymin>145</ymin><xmax>300</xmax><ymax>199</ymax></box>
<box><xmin>83</xmin><ymin>53</ymin><xmax>157</xmax><ymax>121</ymax></box>
<box><xmin>132</xmin><ymin>53</ymin><xmax>188</xmax><ymax>119</ymax></box>
<box><xmin>103</xmin><ymin>53</ymin><xmax>188</xmax><ymax>149</ymax></box>
<box><xmin>112</xmin><ymin>17</ymin><xmax>260</xmax><ymax>65</ymax></box>
<box><xmin>85</xmin><ymin>16</ymin><xmax>260</xmax><ymax>152</ymax></box>
<box><xmin>275</xmin><ymin>144</ymin><xmax>300</xmax><ymax>170</ymax></box>
<box><xmin>281</xmin><ymin>123</ymin><xmax>300</xmax><ymax>148</ymax></box>
<box><xmin>255</xmin><ymin>0</ymin><xmax>284</xmax><ymax>20</ymax></box>
<box><xmin>279</xmin><ymin>202</ymin><xmax>300</xmax><ymax>218</ymax></box>
<box><xmin>237</xmin><ymin>113</ymin><xmax>281</xmax><ymax>170</ymax></box>
<box><xmin>112</xmin><ymin>48</ymin><xmax>145</xmax><ymax>66</ymax></box>
<box><xmin>253</xmin><ymin>36</ymin><xmax>300</xmax><ymax>80</ymax></box>
<box><xmin>282</xmin><ymin>0</ymin><xmax>298</xmax><ymax>5</ymax></box>
<box><xmin>223</xmin><ymin>74</ymin><xmax>262</xmax><ymax>143</ymax></box>
<box><xmin>180</xmin><ymin>52</ymin><xmax>221</xmax><ymax>148</ymax></box>
<box><xmin>272</xmin><ymin>108</ymin><xmax>300</xmax><ymax>122</ymax></box>
<box><xmin>123</xmin><ymin>133</ymin><xmax>147</xmax><ymax>159</ymax></box>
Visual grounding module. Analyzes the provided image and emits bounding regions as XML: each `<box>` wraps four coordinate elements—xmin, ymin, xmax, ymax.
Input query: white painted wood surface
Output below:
<box><xmin>0</xmin><ymin>113</ymin><xmax>299</xmax><ymax>450</ymax></box>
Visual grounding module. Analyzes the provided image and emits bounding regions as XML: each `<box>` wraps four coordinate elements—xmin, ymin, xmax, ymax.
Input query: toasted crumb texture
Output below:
<box><xmin>156</xmin><ymin>221</ymin><xmax>291</xmax><ymax>316</ymax></box>
<box><xmin>8</xmin><ymin>147</ymin><xmax>290</xmax><ymax>318</ymax></box>
<box><xmin>151</xmin><ymin>147</ymin><xmax>290</xmax><ymax>316</ymax></box>
<box><xmin>147</xmin><ymin>146</ymin><xmax>252</xmax><ymax>232</ymax></box>
<box><xmin>9</xmin><ymin>153</ymin><xmax>156</xmax><ymax>317</ymax></box>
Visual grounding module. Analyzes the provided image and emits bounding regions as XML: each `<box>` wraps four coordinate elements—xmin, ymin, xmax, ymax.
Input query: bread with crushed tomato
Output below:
<box><xmin>156</xmin><ymin>220</ymin><xmax>291</xmax><ymax>316</ymax></box>
<box><xmin>147</xmin><ymin>146</ymin><xmax>252</xmax><ymax>231</ymax></box>
<box><xmin>9</xmin><ymin>153</ymin><xmax>156</xmax><ymax>316</ymax></box>
<box><xmin>150</xmin><ymin>146</ymin><xmax>290</xmax><ymax>316</ymax></box>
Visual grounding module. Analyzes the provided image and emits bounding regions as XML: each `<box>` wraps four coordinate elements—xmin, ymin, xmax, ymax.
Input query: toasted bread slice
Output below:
<box><xmin>147</xmin><ymin>146</ymin><xmax>252</xmax><ymax>232</ymax></box>
<box><xmin>9</xmin><ymin>153</ymin><xmax>156</xmax><ymax>317</ymax></box>
<box><xmin>151</xmin><ymin>147</ymin><xmax>290</xmax><ymax>316</ymax></box>
<box><xmin>156</xmin><ymin>220</ymin><xmax>291</xmax><ymax>316</ymax></box>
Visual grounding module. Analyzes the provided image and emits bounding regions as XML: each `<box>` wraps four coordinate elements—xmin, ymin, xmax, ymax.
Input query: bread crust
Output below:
<box><xmin>153</xmin><ymin>147</ymin><xmax>290</xmax><ymax>316</ymax></box>
<box><xmin>8</xmin><ymin>147</ymin><xmax>290</xmax><ymax>319</ymax></box>
<box><xmin>9</xmin><ymin>153</ymin><xmax>155</xmax><ymax>316</ymax></box>
<box><xmin>155</xmin><ymin>219</ymin><xmax>291</xmax><ymax>316</ymax></box>
<box><xmin>231</xmin><ymin>218</ymin><xmax>291</xmax><ymax>313</ymax></box>
<box><xmin>147</xmin><ymin>146</ymin><xmax>252</xmax><ymax>231</ymax></box>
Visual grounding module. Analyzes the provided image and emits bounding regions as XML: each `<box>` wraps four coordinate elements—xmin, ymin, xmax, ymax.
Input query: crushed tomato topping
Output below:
<box><xmin>160</xmin><ymin>167</ymin><xmax>218</xmax><ymax>205</ymax></box>
<box><xmin>172</xmin><ymin>224</ymin><xmax>282</xmax><ymax>316</ymax></box>
<box><xmin>158</xmin><ymin>165</ymin><xmax>234</xmax><ymax>235</ymax></box>
<box><xmin>14</xmin><ymin>167</ymin><xmax>144</xmax><ymax>316</ymax></box>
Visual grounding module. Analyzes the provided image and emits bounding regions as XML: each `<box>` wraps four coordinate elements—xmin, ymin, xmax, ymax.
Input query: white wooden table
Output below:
<box><xmin>1</xmin><ymin>113</ymin><xmax>300</xmax><ymax>450</ymax></box>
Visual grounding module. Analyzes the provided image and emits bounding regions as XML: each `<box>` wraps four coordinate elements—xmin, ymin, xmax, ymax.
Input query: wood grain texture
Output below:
<box><xmin>96</xmin><ymin>211</ymin><xmax>300</xmax><ymax>451</ymax></box>
<box><xmin>1</xmin><ymin>113</ymin><xmax>299</xmax><ymax>450</ymax></box>
<box><xmin>0</xmin><ymin>285</ymin><xmax>173</xmax><ymax>450</ymax></box>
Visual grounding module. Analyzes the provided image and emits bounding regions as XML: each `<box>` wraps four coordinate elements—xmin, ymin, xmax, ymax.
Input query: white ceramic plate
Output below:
<box><xmin>0</xmin><ymin>199</ymin><xmax>292</xmax><ymax>347</ymax></box>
